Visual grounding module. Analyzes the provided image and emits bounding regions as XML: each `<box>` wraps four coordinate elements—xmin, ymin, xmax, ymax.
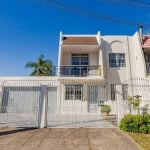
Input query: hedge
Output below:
<box><xmin>120</xmin><ymin>114</ymin><xmax>150</xmax><ymax>134</ymax></box>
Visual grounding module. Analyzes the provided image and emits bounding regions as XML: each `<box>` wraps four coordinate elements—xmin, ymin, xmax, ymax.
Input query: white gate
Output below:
<box><xmin>0</xmin><ymin>80</ymin><xmax>40</xmax><ymax>127</ymax></box>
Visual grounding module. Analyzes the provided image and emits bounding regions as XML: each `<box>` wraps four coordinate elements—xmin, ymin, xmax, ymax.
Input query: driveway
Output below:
<box><xmin>0</xmin><ymin>127</ymin><xmax>142</xmax><ymax>150</ymax></box>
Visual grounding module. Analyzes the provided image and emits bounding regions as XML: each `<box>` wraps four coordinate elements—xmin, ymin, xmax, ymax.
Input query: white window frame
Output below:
<box><xmin>109</xmin><ymin>53</ymin><xmax>126</xmax><ymax>67</ymax></box>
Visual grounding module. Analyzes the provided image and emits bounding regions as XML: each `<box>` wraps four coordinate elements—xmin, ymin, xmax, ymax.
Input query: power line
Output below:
<box><xmin>100</xmin><ymin>0</ymin><xmax>150</xmax><ymax>8</ymax></box>
<box><xmin>38</xmin><ymin>0</ymin><xmax>149</xmax><ymax>27</ymax></box>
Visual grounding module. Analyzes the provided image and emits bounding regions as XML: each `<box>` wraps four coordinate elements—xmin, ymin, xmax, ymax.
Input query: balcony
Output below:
<box><xmin>59</xmin><ymin>65</ymin><xmax>101</xmax><ymax>77</ymax></box>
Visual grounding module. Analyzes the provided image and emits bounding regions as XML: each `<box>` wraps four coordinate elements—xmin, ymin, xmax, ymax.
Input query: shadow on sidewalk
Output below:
<box><xmin>0</xmin><ymin>127</ymin><xmax>37</xmax><ymax>136</ymax></box>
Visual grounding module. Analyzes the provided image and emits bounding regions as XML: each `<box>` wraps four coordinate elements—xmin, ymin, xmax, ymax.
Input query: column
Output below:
<box><xmin>38</xmin><ymin>85</ymin><xmax>48</xmax><ymax>128</ymax></box>
<box><xmin>116</xmin><ymin>85</ymin><xmax>124</xmax><ymax>126</ymax></box>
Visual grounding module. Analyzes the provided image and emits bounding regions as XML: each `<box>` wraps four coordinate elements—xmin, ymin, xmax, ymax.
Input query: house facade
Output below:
<box><xmin>0</xmin><ymin>30</ymin><xmax>150</xmax><ymax>119</ymax></box>
<box><xmin>56</xmin><ymin>30</ymin><xmax>150</xmax><ymax>114</ymax></box>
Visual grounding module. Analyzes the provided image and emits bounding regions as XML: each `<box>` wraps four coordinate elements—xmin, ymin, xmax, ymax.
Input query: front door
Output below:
<box><xmin>88</xmin><ymin>85</ymin><xmax>98</xmax><ymax>113</ymax></box>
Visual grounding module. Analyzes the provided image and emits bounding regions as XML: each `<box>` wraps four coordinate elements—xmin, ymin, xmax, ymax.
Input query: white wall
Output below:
<box><xmin>61</xmin><ymin>52</ymin><xmax>71</xmax><ymax>65</ymax></box>
<box><xmin>129</xmin><ymin>32</ymin><xmax>146</xmax><ymax>78</ymax></box>
<box><xmin>103</xmin><ymin>36</ymin><xmax>129</xmax><ymax>84</ymax></box>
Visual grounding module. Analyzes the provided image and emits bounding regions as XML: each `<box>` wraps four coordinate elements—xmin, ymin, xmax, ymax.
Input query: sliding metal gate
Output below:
<box><xmin>0</xmin><ymin>79</ymin><xmax>116</xmax><ymax>128</ymax></box>
<box><xmin>0</xmin><ymin>80</ymin><xmax>40</xmax><ymax>127</ymax></box>
<box><xmin>47</xmin><ymin>82</ymin><xmax>88</xmax><ymax>128</ymax></box>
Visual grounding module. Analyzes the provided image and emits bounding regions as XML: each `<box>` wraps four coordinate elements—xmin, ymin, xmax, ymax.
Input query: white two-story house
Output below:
<box><xmin>57</xmin><ymin>30</ymin><xmax>150</xmax><ymax>114</ymax></box>
<box><xmin>1</xmin><ymin>30</ymin><xmax>150</xmax><ymax>118</ymax></box>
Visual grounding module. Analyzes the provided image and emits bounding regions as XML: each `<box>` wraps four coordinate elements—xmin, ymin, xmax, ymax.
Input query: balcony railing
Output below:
<box><xmin>59</xmin><ymin>65</ymin><xmax>101</xmax><ymax>77</ymax></box>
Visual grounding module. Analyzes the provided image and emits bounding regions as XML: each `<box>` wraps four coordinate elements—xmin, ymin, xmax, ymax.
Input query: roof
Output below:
<box><xmin>62</xmin><ymin>37</ymin><xmax>98</xmax><ymax>45</ymax></box>
<box><xmin>142</xmin><ymin>36</ymin><xmax>150</xmax><ymax>48</ymax></box>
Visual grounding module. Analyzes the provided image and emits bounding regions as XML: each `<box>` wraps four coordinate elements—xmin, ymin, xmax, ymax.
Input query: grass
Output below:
<box><xmin>128</xmin><ymin>132</ymin><xmax>150</xmax><ymax>150</ymax></box>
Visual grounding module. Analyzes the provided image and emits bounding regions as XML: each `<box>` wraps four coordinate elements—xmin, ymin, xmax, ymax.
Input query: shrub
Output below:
<box><xmin>120</xmin><ymin>114</ymin><xmax>150</xmax><ymax>134</ymax></box>
<box><xmin>101</xmin><ymin>105</ymin><xmax>111</xmax><ymax>113</ymax></box>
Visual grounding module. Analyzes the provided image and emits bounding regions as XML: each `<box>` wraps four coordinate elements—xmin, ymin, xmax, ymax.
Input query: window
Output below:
<box><xmin>109</xmin><ymin>53</ymin><xmax>126</xmax><ymax>67</ymax></box>
<box><xmin>110</xmin><ymin>84</ymin><xmax>116</xmax><ymax>100</ymax></box>
<box><xmin>122</xmin><ymin>84</ymin><xmax>128</xmax><ymax>100</ymax></box>
<box><xmin>144</xmin><ymin>53</ymin><xmax>150</xmax><ymax>73</ymax></box>
<box><xmin>65</xmin><ymin>84</ymin><xmax>83</xmax><ymax>100</ymax></box>
<box><xmin>72</xmin><ymin>54</ymin><xmax>89</xmax><ymax>76</ymax></box>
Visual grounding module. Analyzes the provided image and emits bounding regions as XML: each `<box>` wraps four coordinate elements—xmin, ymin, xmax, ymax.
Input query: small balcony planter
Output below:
<box><xmin>101</xmin><ymin>105</ymin><xmax>111</xmax><ymax>116</ymax></box>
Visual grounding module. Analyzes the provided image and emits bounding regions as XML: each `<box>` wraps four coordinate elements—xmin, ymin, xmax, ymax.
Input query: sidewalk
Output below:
<box><xmin>0</xmin><ymin>127</ymin><xmax>142</xmax><ymax>150</ymax></box>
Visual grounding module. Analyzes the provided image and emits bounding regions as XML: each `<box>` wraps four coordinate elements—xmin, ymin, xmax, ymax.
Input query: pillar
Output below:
<box><xmin>38</xmin><ymin>85</ymin><xmax>48</xmax><ymax>128</ymax></box>
<box><xmin>116</xmin><ymin>85</ymin><xmax>124</xmax><ymax>126</ymax></box>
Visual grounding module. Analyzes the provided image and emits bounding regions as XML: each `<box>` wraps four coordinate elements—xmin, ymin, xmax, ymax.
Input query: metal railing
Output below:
<box><xmin>59</xmin><ymin>65</ymin><xmax>101</xmax><ymax>77</ymax></box>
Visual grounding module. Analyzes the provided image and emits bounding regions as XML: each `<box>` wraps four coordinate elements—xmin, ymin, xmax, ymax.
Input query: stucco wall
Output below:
<box><xmin>60</xmin><ymin>52</ymin><xmax>99</xmax><ymax>66</ymax></box>
<box><xmin>129</xmin><ymin>32</ymin><xmax>146</xmax><ymax>78</ymax></box>
<box><xmin>102</xmin><ymin>36</ymin><xmax>129</xmax><ymax>84</ymax></box>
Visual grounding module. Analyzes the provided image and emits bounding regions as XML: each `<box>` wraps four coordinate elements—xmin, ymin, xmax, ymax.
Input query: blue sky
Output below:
<box><xmin>0</xmin><ymin>0</ymin><xmax>149</xmax><ymax>76</ymax></box>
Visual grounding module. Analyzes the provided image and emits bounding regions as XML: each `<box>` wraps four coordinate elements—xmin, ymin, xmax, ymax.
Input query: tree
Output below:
<box><xmin>25</xmin><ymin>55</ymin><xmax>54</xmax><ymax>76</ymax></box>
<box><xmin>127</xmin><ymin>95</ymin><xmax>141</xmax><ymax>114</ymax></box>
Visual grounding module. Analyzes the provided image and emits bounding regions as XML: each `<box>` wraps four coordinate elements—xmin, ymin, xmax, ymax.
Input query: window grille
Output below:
<box><xmin>65</xmin><ymin>84</ymin><xmax>83</xmax><ymax>100</ymax></box>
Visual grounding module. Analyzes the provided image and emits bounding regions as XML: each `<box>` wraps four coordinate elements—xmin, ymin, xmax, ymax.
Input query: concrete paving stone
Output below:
<box><xmin>0</xmin><ymin>145</ymin><xmax>7</xmax><ymax>150</ymax></box>
<box><xmin>73</xmin><ymin>137</ymin><xmax>89</xmax><ymax>145</ymax></box>
<box><xmin>90</xmin><ymin>144</ymin><xmax>109</xmax><ymax>150</ymax></box>
<box><xmin>49</xmin><ymin>128</ymin><xmax>62</xmax><ymax>133</ymax></box>
<box><xmin>20</xmin><ymin>145</ymin><xmax>38</xmax><ymax>150</ymax></box>
<box><xmin>9</xmin><ymin>137</ymin><xmax>28</xmax><ymax>145</ymax></box>
<box><xmin>60</xmin><ymin>133</ymin><xmax>74</xmax><ymax>139</ymax></box>
<box><xmin>17</xmin><ymin>133</ymin><xmax>33</xmax><ymax>138</ymax></box>
<box><xmin>58</xmin><ymin>138</ymin><xmax>73</xmax><ymax>145</ymax></box>
<box><xmin>32</xmin><ymin>133</ymin><xmax>48</xmax><ymax>138</ymax></box>
<box><xmin>37</xmin><ymin>144</ymin><xmax>56</xmax><ymax>150</ymax></box>
<box><xmin>107</xmin><ymin>144</ymin><xmax>131</xmax><ymax>150</ymax></box>
<box><xmin>46</xmin><ymin>132</ymin><xmax>60</xmax><ymax>138</ymax></box>
<box><xmin>54</xmin><ymin>144</ymin><xmax>74</xmax><ymax>150</ymax></box>
<box><xmin>0</xmin><ymin>137</ymin><xmax>13</xmax><ymax>144</ymax></box>
<box><xmin>89</xmin><ymin>138</ymin><xmax>107</xmax><ymax>145</ymax></box>
<box><xmin>73</xmin><ymin>144</ymin><xmax>90</xmax><ymax>150</ymax></box>
<box><xmin>41</xmin><ymin>138</ymin><xmax>58</xmax><ymax>145</ymax></box>
<box><xmin>105</xmin><ymin>138</ymin><xmax>122</xmax><ymax>145</ymax></box>
<box><xmin>3</xmin><ymin>144</ymin><xmax>22</xmax><ymax>150</ymax></box>
<box><xmin>24</xmin><ymin>137</ymin><xmax>43</xmax><ymax>145</ymax></box>
<box><xmin>0</xmin><ymin>127</ymin><xmax>143</xmax><ymax>150</ymax></box>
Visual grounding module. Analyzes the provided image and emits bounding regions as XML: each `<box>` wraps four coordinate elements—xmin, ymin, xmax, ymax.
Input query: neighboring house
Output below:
<box><xmin>0</xmin><ymin>31</ymin><xmax>150</xmax><ymax>116</ymax></box>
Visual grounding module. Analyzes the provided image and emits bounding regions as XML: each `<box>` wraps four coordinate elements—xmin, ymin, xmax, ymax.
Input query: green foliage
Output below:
<box><xmin>101</xmin><ymin>105</ymin><xmax>111</xmax><ymax>113</ymax></box>
<box><xmin>25</xmin><ymin>54</ymin><xmax>55</xmax><ymax>76</ymax></box>
<box><xmin>120</xmin><ymin>114</ymin><xmax>150</xmax><ymax>134</ymax></box>
<box><xmin>127</xmin><ymin>95</ymin><xmax>141</xmax><ymax>114</ymax></box>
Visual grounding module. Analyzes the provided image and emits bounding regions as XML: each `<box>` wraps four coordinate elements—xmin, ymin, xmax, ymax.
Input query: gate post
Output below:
<box><xmin>38</xmin><ymin>85</ymin><xmax>48</xmax><ymax>128</ymax></box>
<box><xmin>116</xmin><ymin>85</ymin><xmax>124</xmax><ymax>126</ymax></box>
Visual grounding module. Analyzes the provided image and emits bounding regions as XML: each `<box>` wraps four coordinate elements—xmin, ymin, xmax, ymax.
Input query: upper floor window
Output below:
<box><xmin>72</xmin><ymin>54</ymin><xmax>89</xmax><ymax>66</ymax></box>
<box><xmin>109</xmin><ymin>53</ymin><xmax>126</xmax><ymax>67</ymax></box>
<box><xmin>71</xmin><ymin>54</ymin><xmax>89</xmax><ymax>76</ymax></box>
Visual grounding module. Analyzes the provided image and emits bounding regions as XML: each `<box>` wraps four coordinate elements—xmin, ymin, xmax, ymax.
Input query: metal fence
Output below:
<box><xmin>0</xmin><ymin>79</ymin><xmax>116</xmax><ymax>128</ymax></box>
<box><xmin>0</xmin><ymin>80</ymin><xmax>41</xmax><ymax>127</ymax></box>
<box><xmin>123</xmin><ymin>78</ymin><xmax>150</xmax><ymax>115</ymax></box>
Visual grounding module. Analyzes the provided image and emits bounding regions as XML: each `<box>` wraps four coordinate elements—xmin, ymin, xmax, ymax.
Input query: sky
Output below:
<box><xmin>0</xmin><ymin>0</ymin><xmax>149</xmax><ymax>76</ymax></box>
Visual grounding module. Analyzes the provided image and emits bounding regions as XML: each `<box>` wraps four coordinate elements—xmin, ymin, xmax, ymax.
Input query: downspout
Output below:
<box><xmin>58</xmin><ymin>31</ymin><xmax>63</xmax><ymax>76</ymax></box>
<box><xmin>138</xmin><ymin>25</ymin><xmax>143</xmax><ymax>45</ymax></box>
<box><xmin>127</xmin><ymin>36</ymin><xmax>133</xmax><ymax>96</ymax></box>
